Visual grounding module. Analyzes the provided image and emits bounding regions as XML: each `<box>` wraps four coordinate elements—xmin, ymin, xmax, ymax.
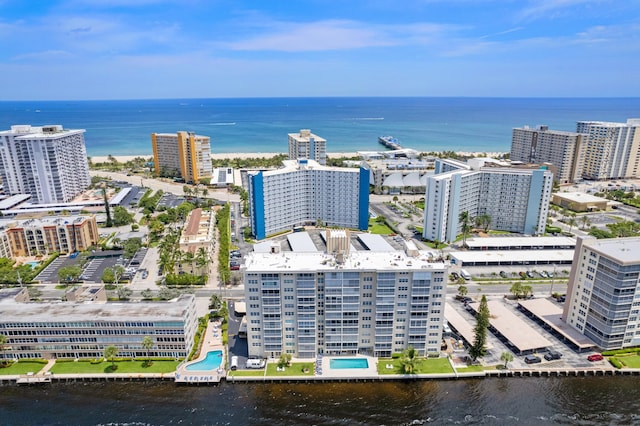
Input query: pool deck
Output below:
<box><xmin>317</xmin><ymin>355</ymin><xmax>378</xmax><ymax>378</ymax></box>
<box><xmin>175</xmin><ymin>320</ymin><xmax>225</xmax><ymax>384</ymax></box>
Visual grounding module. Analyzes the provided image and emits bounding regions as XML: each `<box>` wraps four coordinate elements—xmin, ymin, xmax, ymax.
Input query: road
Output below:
<box><xmin>89</xmin><ymin>170</ymin><xmax>240</xmax><ymax>203</ymax></box>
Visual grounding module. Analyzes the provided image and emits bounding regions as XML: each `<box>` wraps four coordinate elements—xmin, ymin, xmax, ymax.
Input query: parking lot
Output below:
<box><xmin>445</xmin><ymin>294</ymin><xmax>607</xmax><ymax>370</ymax></box>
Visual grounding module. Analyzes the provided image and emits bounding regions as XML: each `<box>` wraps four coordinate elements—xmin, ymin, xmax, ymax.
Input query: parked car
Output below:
<box><xmin>499</xmin><ymin>271</ymin><xmax>507</xmax><ymax>278</ymax></box>
<box><xmin>539</xmin><ymin>271</ymin><xmax>549</xmax><ymax>278</ymax></box>
<box><xmin>546</xmin><ymin>271</ymin><xmax>554</xmax><ymax>278</ymax></box>
<box><xmin>451</xmin><ymin>272</ymin><xmax>459</xmax><ymax>280</ymax></box>
<box><xmin>524</xmin><ymin>355</ymin><xmax>542</xmax><ymax>364</ymax></box>
<box><xmin>587</xmin><ymin>353</ymin><xmax>604</xmax><ymax>362</ymax></box>
<box><xmin>556</xmin><ymin>295</ymin><xmax>566</xmax><ymax>303</ymax></box>
<box><xmin>544</xmin><ymin>351</ymin><xmax>562</xmax><ymax>361</ymax></box>
<box><xmin>526</xmin><ymin>270</ymin><xmax>534</xmax><ymax>279</ymax></box>
<box><xmin>460</xmin><ymin>296</ymin><xmax>472</xmax><ymax>304</ymax></box>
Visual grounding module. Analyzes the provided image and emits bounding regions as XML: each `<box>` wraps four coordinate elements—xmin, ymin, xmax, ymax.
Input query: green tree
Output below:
<box><xmin>123</xmin><ymin>238</ymin><xmax>142</xmax><ymax>259</ymax></box>
<box><xmin>458</xmin><ymin>211</ymin><xmax>471</xmax><ymax>248</ymax></box>
<box><xmin>103</xmin><ymin>187</ymin><xmax>113</xmax><ymax>227</ymax></box>
<box><xmin>113</xmin><ymin>265</ymin><xmax>125</xmax><ymax>286</ymax></box>
<box><xmin>580</xmin><ymin>215</ymin><xmax>591</xmax><ymax>230</ymax></box>
<box><xmin>112</xmin><ymin>206</ymin><xmax>134</xmax><ymax>226</ymax></box>
<box><xmin>510</xmin><ymin>282</ymin><xmax>523</xmax><ymax>299</ymax></box>
<box><xmin>501</xmin><ymin>351</ymin><xmax>514</xmax><ymax>368</ymax></box>
<box><xmin>209</xmin><ymin>294</ymin><xmax>222</xmax><ymax>311</ymax></box>
<box><xmin>196</xmin><ymin>247</ymin><xmax>209</xmax><ymax>272</ymax></box>
<box><xmin>141</xmin><ymin>336</ymin><xmax>154</xmax><ymax>366</ymax></box>
<box><xmin>399</xmin><ymin>345</ymin><xmax>419</xmax><ymax>374</ymax></box>
<box><xmin>58</xmin><ymin>265</ymin><xmax>82</xmax><ymax>283</ymax></box>
<box><xmin>0</xmin><ymin>334</ymin><xmax>8</xmax><ymax>366</ymax></box>
<box><xmin>104</xmin><ymin>345</ymin><xmax>119</xmax><ymax>370</ymax></box>
<box><xmin>141</xmin><ymin>288</ymin><xmax>153</xmax><ymax>299</ymax></box>
<box><xmin>469</xmin><ymin>295</ymin><xmax>490</xmax><ymax>361</ymax></box>
<box><xmin>457</xmin><ymin>285</ymin><xmax>468</xmax><ymax>298</ymax></box>
<box><xmin>475</xmin><ymin>214</ymin><xmax>491</xmax><ymax>232</ymax></box>
<box><xmin>277</xmin><ymin>353</ymin><xmax>292</xmax><ymax>368</ymax></box>
<box><xmin>117</xmin><ymin>285</ymin><xmax>132</xmax><ymax>300</ymax></box>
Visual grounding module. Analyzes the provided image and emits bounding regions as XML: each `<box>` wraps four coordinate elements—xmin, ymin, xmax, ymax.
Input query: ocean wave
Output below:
<box><xmin>348</xmin><ymin>117</ymin><xmax>384</xmax><ymax>121</ymax></box>
<box><xmin>211</xmin><ymin>122</ymin><xmax>236</xmax><ymax>126</ymax></box>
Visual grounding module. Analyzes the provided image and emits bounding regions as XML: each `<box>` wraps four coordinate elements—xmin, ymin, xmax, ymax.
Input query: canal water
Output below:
<box><xmin>2</xmin><ymin>376</ymin><xmax>640</xmax><ymax>425</ymax></box>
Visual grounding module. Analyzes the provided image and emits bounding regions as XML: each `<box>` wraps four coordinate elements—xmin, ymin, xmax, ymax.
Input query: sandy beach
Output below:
<box><xmin>90</xmin><ymin>151</ymin><xmax>506</xmax><ymax>164</ymax></box>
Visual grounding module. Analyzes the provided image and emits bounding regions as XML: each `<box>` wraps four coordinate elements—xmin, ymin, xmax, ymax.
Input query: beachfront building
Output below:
<box><xmin>577</xmin><ymin>119</ymin><xmax>640</xmax><ymax>180</ymax></box>
<box><xmin>423</xmin><ymin>158</ymin><xmax>553</xmax><ymax>243</ymax></box>
<box><xmin>0</xmin><ymin>288</ymin><xmax>198</xmax><ymax>360</ymax></box>
<box><xmin>247</xmin><ymin>159</ymin><xmax>369</xmax><ymax>240</ymax></box>
<box><xmin>243</xmin><ymin>231</ymin><xmax>447</xmax><ymax>359</ymax></box>
<box><xmin>563</xmin><ymin>236</ymin><xmax>640</xmax><ymax>350</ymax></box>
<box><xmin>151</xmin><ymin>131</ymin><xmax>212</xmax><ymax>184</ymax></box>
<box><xmin>0</xmin><ymin>125</ymin><xmax>91</xmax><ymax>203</ymax></box>
<box><xmin>0</xmin><ymin>215</ymin><xmax>99</xmax><ymax>258</ymax></box>
<box><xmin>511</xmin><ymin>125</ymin><xmax>586</xmax><ymax>184</ymax></box>
<box><xmin>364</xmin><ymin>157</ymin><xmax>434</xmax><ymax>195</ymax></box>
<box><xmin>288</xmin><ymin>129</ymin><xmax>327</xmax><ymax>165</ymax></box>
<box><xmin>178</xmin><ymin>208</ymin><xmax>215</xmax><ymax>274</ymax></box>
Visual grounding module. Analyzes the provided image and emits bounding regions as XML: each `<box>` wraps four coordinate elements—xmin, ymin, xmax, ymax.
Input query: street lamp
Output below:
<box><xmin>549</xmin><ymin>264</ymin><xmax>557</xmax><ymax>296</ymax></box>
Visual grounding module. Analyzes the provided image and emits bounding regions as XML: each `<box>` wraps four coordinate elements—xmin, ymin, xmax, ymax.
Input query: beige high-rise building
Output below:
<box><xmin>577</xmin><ymin>119</ymin><xmax>640</xmax><ymax>180</ymax></box>
<box><xmin>288</xmin><ymin>129</ymin><xmax>327</xmax><ymax>165</ymax></box>
<box><xmin>511</xmin><ymin>125</ymin><xmax>586</xmax><ymax>184</ymax></box>
<box><xmin>151</xmin><ymin>131</ymin><xmax>212</xmax><ymax>184</ymax></box>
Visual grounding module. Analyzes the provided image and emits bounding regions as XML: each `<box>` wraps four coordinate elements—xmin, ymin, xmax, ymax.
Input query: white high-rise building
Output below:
<box><xmin>243</xmin><ymin>232</ymin><xmax>447</xmax><ymax>359</ymax></box>
<box><xmin>563</xmin><ymin>236</ymin><xmax>640</xmax><ymax>350</ymax></box>
<box><xmin>0</xmin><ymin>125</ymin><xmax>91</xmax><ymax>203</ymax></box>
<box><xmin>288</xmin><ymin>129</ymin><xmax>327</xmax><ymax>165</ymax></box>
<box><xmin>423</xmin><ymin>158</ymin><xmax>553</xmax><ymax>243</ymax></box>
<box><xmin>577</xmin><ymin>119</ymin><xmax>640</xmax><ymax>180</ymax></box>
<box><xmin>248</xmin><ymin>159</ymin><xmax>369</xmax><ymax>239</ymax></box>
<box><xmin>511</xmin><ymin>125</ymin><xmax>586</xmax><ymax>184</ymax></box>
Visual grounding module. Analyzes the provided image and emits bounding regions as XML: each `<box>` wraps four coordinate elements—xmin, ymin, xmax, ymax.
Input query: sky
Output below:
<box><xmin>0</xmin><ymin>0</ymin><xmax>639</xmax><ymax>100</ymax></box>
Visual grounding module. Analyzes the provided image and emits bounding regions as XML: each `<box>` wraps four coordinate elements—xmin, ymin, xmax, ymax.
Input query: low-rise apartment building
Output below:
<box><xmin>0</xmin><ymin>288</ymin><xmax>198</xmax><ymax>360</ymax></box>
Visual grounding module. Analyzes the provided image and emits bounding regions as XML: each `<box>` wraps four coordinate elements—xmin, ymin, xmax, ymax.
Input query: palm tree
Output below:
<box><xmin>141</xmin><ymin>336</ymin><xmax>154</xmax><ymax>366</ymax></box>
<box><xmin>500</xmin><ymin>351</ymin><xmax>514</xmax><ymax>368</ymax></box>
<box><xmin>104</xmin><ymin>345</ymin><xmax>119</xmax><ymax>370</ymax></box>
<box><xmin>458</xmin><ymin>211</ymin><xmax>471</xmax><ymax>248</ymax></box>
<box><xmin>580</xmin><ymin>215</ymin><xmax>591</xmax><ymax>230</ymax></box>
<box><xmin>400</xmin><ymin>345</ymin><xmax>419</xmax><ymax>374</ymax></box>
<box><xmin>196</xmin><ymin>247</ymin><xmax>208</xmax><ymax>272</ymax></box>
<box><xmin>567</xmin><ymin>217</ymin><xmax>577</xmax><ymax>232</ymax></box>
<box><xmin>181</xmin><ymin>251</ymin><xmax>195</xmax><ymax>273</ymax></box>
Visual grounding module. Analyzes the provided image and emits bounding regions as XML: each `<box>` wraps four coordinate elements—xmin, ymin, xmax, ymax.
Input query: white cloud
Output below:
<box><xmin>517</xmin><ymin>0</ymin><xmax>607</xmax><ymax>21</ymax></box>
<box><xmin>11</xmin><ymin>50</ymin><xmax>74</xmax><ymax>61</ymax></box>
<box><xmin>224</xmin><ymin>19</ymin><xmax>460</xmax><ymax>52</ymax></box>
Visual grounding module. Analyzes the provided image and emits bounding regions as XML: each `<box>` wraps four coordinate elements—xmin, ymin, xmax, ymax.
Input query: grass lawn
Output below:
<box><xmin>615</xmin><ymin>355</ymin><xmax>640</xmax><ymax>368</ymax></box>
<box><xmin>456</xmin><ymin>365</ymin><xmax>486</xmax><ymax>372</ymax></box>
<box><xmin>0</xmin><ymin>361</ymin><xmax>48</xmax><ymax>375</ymax></box>
<box><xmin>50</xmin><ymin>360</ymin><xmax>179</xmax><ymax>374</ymax></box>
<box><xmin>368</xmin><ymin>219</ymin><xmax>393</xmax><ymax>235</ymax></box>
<box><xmin>378</xmin><ymin>357</ymin><xmax>454</xmax><ymax>375</ymax></box>
<box><xmin>265</xmin><ymin>362</ymin><xmax>315</xmax><ymax>376</ymax></box>
<box><xmin>228</xmin><ymin>369</ymin><xmax>265</xmax><ymax>377</ymax></box>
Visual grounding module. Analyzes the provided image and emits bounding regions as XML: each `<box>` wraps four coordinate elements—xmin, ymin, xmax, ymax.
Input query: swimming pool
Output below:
<box><xmin>329</xmin><ymin>358</ymin><xmax>369</xmax><ymax>369</ymax></box>
<box><xmin>25</xmin><ymin>261</ymin><xmax>40</xmax><ymax>269</ymax></box>
<box><xmin>185</xmin><ymin>350</ymin><xmax>223</xmax><ymax>371</ymax></box>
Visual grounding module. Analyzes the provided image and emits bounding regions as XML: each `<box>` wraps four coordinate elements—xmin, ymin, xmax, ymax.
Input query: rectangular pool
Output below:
<box><xmin>329</xmin><ymin>358</ymin><xmax>369</xmax><ymax>369</ymax></box>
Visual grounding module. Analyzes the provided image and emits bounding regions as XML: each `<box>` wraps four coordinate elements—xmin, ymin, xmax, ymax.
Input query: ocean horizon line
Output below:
<box><xmin>3</xmin><ymin>95</ymin><xmax>640</xmax><ymax>103</ymax></box>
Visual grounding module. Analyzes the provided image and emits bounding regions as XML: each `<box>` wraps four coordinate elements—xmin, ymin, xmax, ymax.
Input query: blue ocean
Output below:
<box><xmin>1</xmin><ymin>97</ymin><xmax>639</xmax><ymax>157</ymax></box>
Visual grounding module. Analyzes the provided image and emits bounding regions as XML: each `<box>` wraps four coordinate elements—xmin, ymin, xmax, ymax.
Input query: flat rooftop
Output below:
<box><xmin>465</xmin><ymin>236</ymin><xmax>576</xmax><ymax>250</ymax></box>
<box><xmin>244</xmin><ymin>249</ymin><xmax>446</xmax><ymax>273</ymax></box>
<box><xmin>0</xmin><ymin>294</ymin><xmax>195</xmax><ymax>323</ymax></box>
<box><xmin>582</xmin><ymin>237</ymin><xmax>640</xmax><ymax>264</ymax></box>
<box><xmin>518</xmin><ymin>298</ymin><xmax>596</xmax><ymax>350</ymax></box>
<box><xmin>450</xmin><ymin>250</ymin><xmax>575</xmax><ymax>265</ymax></box>
<box><xmin>444</xmin><ymin>303</ymin><xmax>493</xmax><ymax>351</ymax></box>
<box><xmin>553</xmin><ymin>192</ymin><xmax>608</xmax><ymax>203</ymax></box>
<box><xmin>468</xmin><ymin>300</ymin><xmax>552</xmax><ymax>353</ymax></box>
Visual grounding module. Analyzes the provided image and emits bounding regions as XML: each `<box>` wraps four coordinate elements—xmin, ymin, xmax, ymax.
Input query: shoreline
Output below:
<box><xmin>0</xmin><ymin>365</ymin><xmax>632</xmax><ymax>385</ymax></box>
<box><xmin>90</xmin><ymin>151</ymin><xmax>508</xmax><ymax>164</ymax></box>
